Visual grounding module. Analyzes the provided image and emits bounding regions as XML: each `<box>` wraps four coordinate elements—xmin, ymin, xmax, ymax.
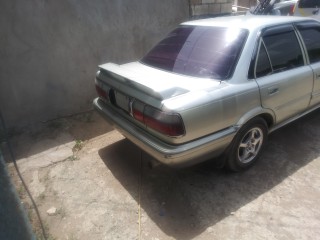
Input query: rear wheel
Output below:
<box><xmin>226</xmin><ymin>118</ymin><xmax>268</xmax><ymax>172</ymax></box>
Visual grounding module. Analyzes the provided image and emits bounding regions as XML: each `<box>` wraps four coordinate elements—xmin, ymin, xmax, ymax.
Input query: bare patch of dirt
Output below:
<box><xmin>7</xmin><ymin>111</ymin><xmax>113</xmax><ymax>240</ymax></box>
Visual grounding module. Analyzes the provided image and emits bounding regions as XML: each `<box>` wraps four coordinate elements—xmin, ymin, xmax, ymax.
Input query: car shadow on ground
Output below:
<box><xmin>98</xmin><ymin>109</ymin><xmax>320</xmax><ymax>240</ymax></box>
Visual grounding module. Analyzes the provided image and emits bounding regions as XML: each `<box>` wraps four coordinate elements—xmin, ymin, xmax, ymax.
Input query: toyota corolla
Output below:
<box><xmin>94</xmin><ymin>16</ymin><xmax>320</xmax><ymax>171</ymax></box>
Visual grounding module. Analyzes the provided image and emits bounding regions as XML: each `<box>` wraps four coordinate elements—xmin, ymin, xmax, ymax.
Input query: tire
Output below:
<box><xmin>226</xmin><ymin>117</ymin><xmax>268</xmax><ymax>172</ymax></box>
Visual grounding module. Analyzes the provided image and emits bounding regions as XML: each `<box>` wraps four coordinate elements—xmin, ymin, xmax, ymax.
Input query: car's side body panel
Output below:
<box><xmin>256</xmin><ymin>66</ymin><xmax>314</xmax><ymax>123</ymax></box>
<box><xmin>295</xmin><ymin>20</ymin><xmax>320</xmax><ymax>105</ymax></box>
<box><xmin>310</xmin><ymin>62</ymin><xmax>320</xmax><ymax>105</ymax></box>
<box><xmin>163</xmin><ymin>81</ymin><xmax>262</xmax><ymax>143</ymax></box>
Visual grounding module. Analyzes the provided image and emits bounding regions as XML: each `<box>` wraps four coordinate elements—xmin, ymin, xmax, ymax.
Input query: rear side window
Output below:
<box><xmin>297</xmin><ymin>24</ymin><xmax>320</xmax><ymax>64</ymax></box>
<box><xmin>262</xmin><ymin>30</ymin><xmax>304</xmax><ymax>73</ymax></box>
<box><xmin>141</xmin><ymin>26</ymin><xmax>248</xmax><ymax>80</ymax></box>
<box><xmin>298</xmin><ymin>0</ymin><xmax>320</xmax><ymax>8</ymax></box>
<box><xmin>256</xmin><ymin>43</ymin><xmax>272</xmax><ymax>78</ymax></box>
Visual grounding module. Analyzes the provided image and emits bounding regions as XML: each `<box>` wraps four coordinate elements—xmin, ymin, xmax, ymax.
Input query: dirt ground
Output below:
<box><xmin>5</xmin><ymin>110</ymin><xmax>320</xmax><ymax>240</ymax></box>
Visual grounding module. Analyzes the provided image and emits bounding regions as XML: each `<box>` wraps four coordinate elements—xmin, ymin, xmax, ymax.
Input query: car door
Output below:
<box><xmin>296</xmin><ymin>21</ymin><xmax>320</xmax><ymax>106</ymax></box>
<box><xmin>253</xmin><ymin>24</ymin><xmax>314</xmax><ymax>124</ymax></box>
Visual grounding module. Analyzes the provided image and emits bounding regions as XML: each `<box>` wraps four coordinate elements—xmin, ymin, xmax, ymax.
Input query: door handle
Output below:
<box><xmin>268</xmin><ymin>87</ymin><xmax>279</xmax><ymax>95</ymax></box>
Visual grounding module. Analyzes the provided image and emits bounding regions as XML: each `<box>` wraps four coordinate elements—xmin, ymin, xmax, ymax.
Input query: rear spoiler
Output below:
<box><xmin>97</xmin><ymin>63</ymin><xmax>164</xmax><ymax>100</ymax></box>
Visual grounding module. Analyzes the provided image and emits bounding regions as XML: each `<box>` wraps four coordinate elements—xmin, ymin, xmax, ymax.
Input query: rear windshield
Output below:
<box><xmin>298</xmin><ymin>0</ymin><xmax>320</xmax><ymax>8</ymax></box>
<box><xmin>141</xmin><ymin>26</ymin><xmax>248</xmax><ymax>80</ymax></box>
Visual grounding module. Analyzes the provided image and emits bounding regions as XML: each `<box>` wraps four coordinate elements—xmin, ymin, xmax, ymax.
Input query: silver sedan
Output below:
<box><xmin>94</xmin><ymin>15</ymin><xmax>320</xmax><ymax>171</ymax></box>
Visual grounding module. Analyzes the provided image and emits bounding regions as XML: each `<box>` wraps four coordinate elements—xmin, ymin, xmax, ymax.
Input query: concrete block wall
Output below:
<box><xmin>190</xmin><ymin>0</ymin><xmax>233</xmax><ymax>17</ymax></box>
<box><xmin>238</xmin><ymin>0</ymin><xmax>257</xmax><ymax>9</ymax></box>
<box><xmin>0</xmin><ymin>0</ymin><xmax>189</xmax><ymax>128</ymax></box>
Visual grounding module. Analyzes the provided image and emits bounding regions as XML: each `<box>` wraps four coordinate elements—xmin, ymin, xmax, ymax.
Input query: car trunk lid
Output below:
<box><xmin>96</xmin><ymin>62</ymin><xmax>221</xmax><ymax>104</ymax></box>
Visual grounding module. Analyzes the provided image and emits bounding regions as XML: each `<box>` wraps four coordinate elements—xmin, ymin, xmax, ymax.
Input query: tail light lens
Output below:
<box><xmin>95</xmin><ymin>85</ymin><xmax>109</xmax><ymax>101</ymax></box>
<box><xmin>290</xmin><ymin>4</ymin><xmax>295</xmax><ymax>15</ymax></box>
<box><xmin>132</xmin><ymin>100</ymin><xmax>144</xmax><ymax>122</ymax></box>
<box><xmin>132</xmin><ymin>100</ymin><xmax>185</xmax><ymax>137</ymax></box>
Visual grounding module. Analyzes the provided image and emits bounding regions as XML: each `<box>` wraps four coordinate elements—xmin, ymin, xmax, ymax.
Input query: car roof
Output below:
<box><xmin>182</xmin><ymin>15</ymin><xmax>318</xmax><ymax>31</ymax></box>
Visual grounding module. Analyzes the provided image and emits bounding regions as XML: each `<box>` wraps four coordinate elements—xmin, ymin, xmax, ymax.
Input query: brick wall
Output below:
<box><xmin>190</xmin><ymin>0</ymin><xmax>233</xmax><ymax>17</ymax></box>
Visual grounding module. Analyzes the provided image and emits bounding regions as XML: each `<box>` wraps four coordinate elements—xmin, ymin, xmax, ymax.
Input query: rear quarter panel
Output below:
<box><xmin>162</xmin><ymin>81</ymin><xmax>262</xmax><ymax>144</ymax></box>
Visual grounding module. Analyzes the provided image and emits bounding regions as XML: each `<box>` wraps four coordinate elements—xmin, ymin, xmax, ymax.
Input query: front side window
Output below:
<box><xmin>262</xmin><ymin>30</ymin><xmax>304</xmax><ymax>73</ymax></box>
<box><xmin>297</xmin><ymin>24</ymin><xmax>320</xmax><ymax>64</ymax></box>
<box><xmin>141</xmin><ymin>26</ymin><xmax>248</xmax><ymax>80</ymax></box>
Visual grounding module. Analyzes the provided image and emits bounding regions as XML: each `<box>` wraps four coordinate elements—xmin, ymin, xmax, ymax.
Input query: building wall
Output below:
<box><xmin>237</xmin><ymin>0</ymin><xmax>257</xmax><ymax>9</ymax></box>
<box><xmin>190</xmin><ymin>0</ymin><xmax>233</xmax><ymax>17</ymax></box>
<box><xmin>0</xmin><ymin>0</ymin><xmax>189</xmax><ymax>128</ymax></box>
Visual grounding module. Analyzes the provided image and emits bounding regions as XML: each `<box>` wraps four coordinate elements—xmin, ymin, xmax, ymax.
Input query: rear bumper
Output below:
<box><xmin>93</xmin><ymin>98</ymin><xmax>237</xmax><ymax>167</ymax></box>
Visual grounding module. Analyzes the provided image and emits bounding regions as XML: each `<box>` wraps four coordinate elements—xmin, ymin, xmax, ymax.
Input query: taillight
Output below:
<box><xmin>95</xmin><ymin>85</ymin><xmax>109</xmax><ymax>101</ymax></box>
<box><xmin>290</xmin><ymin>4</ymin><xmax>295</xmax><ymax>15</ymax></box>
<box><xmin>132</xmin><ymin>100</ymin><xmax>185</xmax><ymax>137</ymax></box>
<box><xmin>132</xmin><ymin>100</ymin><xmax>144</xmax><ymax>122</ymax></box>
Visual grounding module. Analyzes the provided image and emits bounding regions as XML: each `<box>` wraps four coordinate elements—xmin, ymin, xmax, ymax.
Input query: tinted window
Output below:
<box><xmin>298</xmin><ymin>26</ymin><xmax>320</xmax><ymax>63</ymax></box>
<box><xmin>298</xmin><ymin>0</ymin><xmax>320</xmax><ymax>8</ymax></box>
<box><xmin>141</xmin><ymin>26</ymin><xmax>248</xmax><ymax>80</ymax></box>
<box><xmin>263</xmin><ymin>30</ymin><xmax>303</xmax><ymax>72</ymax></box>
<box><xmin>256</xmin><ymin>43</ymin><xmax>272</xmax><ymax>78</ymax></box>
